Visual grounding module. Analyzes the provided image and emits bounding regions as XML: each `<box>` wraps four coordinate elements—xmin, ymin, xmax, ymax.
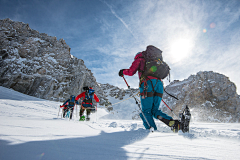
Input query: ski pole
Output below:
<box><xmin>161</xmin><ymin>99</ymin><xmax>180</xmax><ymax>120</ymax></box>
<box><xmin>122</xmin><ymin>76</ymin><xmax>153</xmax><ymax>132</ymax></box>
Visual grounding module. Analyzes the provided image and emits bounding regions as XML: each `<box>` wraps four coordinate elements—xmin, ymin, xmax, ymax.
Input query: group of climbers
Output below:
<box><xmin>60</xmin><ymin>86</ymin><xmax>99</xmax><ymax>121</ymax></box>
<box><xmin>60</xmin><ymin>45</ymin><xmax>187</xmax><ymax>133</ymax></box>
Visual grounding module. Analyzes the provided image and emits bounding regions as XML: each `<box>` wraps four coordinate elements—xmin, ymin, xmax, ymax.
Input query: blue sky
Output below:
<box><xmin>1</xmin><ymin>0</ymin><xmax>240</xmax><ymax>94</ymax></box>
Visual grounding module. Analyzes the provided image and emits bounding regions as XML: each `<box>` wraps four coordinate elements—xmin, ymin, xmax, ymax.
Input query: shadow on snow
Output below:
<box><xmin>0</xmin><ymin>129</ymin><xmax>149</xmax><ymax>160</ymax></box>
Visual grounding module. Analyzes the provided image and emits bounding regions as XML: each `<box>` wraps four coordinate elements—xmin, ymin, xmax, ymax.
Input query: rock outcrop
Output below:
<box><xmin>0</xmin><ymin>18</ymin><xmax>105</xmax><ymax>104</ymax></box>
<box><xmin>162</xmin><ymin>71</ymin><xmax>240</xmax><ymax>122</ymax></box>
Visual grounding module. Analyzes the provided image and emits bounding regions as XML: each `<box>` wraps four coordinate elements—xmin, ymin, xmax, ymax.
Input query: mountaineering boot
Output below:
<box><xmin>63</xmin><ymin>110</ymin><xmax>67</xmax><ymax>118</ymax></box>
<box><xmin>171</xmin><ymin>120</ymin><xmax>181</xmax><ymax>133</ymax></box>
<box><xmin>79</xmin><ymin>115</ymin><xmax>85</xmax><ymax>121</ymax></box>
<box><xmin>168</xmin><ymin>120</ymin><xmax>175</xmax><ymax>127</ymax></box>
<box><xmin>157</xmin><ymin>116</ymin><xmax>174</xmax><ymax>127</ymax></box>
<box><xmin>163</xmin><ymin>119</ymin><xmax>180</xmax><ymax>132</ymax></box>
<box><xmin>86</xmin><ymin>114</ymin><xmax>90</xmax><ymax>121</ymax></box>
<box><xmin>158</xmin><ymin>116</ymin><xmax>181</xmax><ymax>133</ymax></box>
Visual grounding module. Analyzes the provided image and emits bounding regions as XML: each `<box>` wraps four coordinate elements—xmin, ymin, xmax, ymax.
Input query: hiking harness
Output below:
<box><xmin>138</xmin><ymin>76</ymin><xmax>180</xmax><ymax>120</ymax></box>
<box><xmin>106</xmin><ymin>77</ymin><xmax>178</xmax><ymax>114</ymax></box>
<box><xmin>139</xmin><ymin>76</ymin><xmax>178</xmax><ymax>100</ymax></box>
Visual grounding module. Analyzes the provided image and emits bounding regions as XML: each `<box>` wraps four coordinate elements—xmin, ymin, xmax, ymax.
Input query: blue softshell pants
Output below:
<box><xmin>139</xmin><ymin>79</ymin><xmax>172</xmax><ymax>130</ymax></box>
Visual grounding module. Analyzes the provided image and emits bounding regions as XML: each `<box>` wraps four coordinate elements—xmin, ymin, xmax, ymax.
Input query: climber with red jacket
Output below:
<box><xmin>75</xmin><ymin>86</ymin><xmax>99</xmax><ymax>121</ymax></box>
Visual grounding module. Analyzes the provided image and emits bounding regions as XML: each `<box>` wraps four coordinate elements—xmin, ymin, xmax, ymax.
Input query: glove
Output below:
<box><xmin>118</xmin><ymin>69</ymin><xmax>124</xmax><ymax>77</ymax></box>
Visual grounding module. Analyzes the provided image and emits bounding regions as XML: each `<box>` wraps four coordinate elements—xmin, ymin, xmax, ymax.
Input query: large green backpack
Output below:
<box><xmin>140</xmin><ymin>45</ymin><xmax>170</xmax><ymax>81</ymax></box>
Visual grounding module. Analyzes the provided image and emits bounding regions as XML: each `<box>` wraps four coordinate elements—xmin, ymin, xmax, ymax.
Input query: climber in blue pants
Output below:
<box><xmin>119</xmin><ymin>49</ymin><xmax>180</xmax><ymax>132</ymax></box>
<box><xmin>139</xmin><ymin>79</ymin><xmax>172</xmax><ymax>130</ymax></box>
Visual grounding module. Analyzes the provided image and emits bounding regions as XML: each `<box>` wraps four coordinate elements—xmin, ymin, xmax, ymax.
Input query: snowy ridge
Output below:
<box><xmin>0</xmin><ymin>86</ymin><xmax>240</xmax><ymax>159</ymax></box>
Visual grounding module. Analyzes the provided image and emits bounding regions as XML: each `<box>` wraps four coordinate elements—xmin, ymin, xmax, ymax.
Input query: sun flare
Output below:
<box><xmin>169</xmin><ymin>38</ymin><xmax>194</xmax><ymax>63</ymax></box>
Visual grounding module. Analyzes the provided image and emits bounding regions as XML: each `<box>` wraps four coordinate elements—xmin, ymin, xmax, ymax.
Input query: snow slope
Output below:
<box><xmin>0</xmin><ymin>86</ymin><xmax>240</xmax><ymax>160</ymax></box>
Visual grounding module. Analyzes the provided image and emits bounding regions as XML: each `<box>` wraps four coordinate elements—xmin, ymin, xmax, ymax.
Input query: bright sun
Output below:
<box><xmin>169</xmin><ymin>38</ymin><xmax>194</xmax><ymax>63</ymax></box>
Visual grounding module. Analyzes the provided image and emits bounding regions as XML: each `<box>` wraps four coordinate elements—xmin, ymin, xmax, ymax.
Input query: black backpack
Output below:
<box><xmin>140</xmin><ymin>45</ymin><xmax>170</xmax><ymax>81</ymax></box>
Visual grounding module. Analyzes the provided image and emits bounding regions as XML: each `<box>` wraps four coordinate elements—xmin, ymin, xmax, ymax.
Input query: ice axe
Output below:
<box><xmin>122</xmin><ymin>75</ymin><xmax>154</xmax><ymax>132</ymax></box>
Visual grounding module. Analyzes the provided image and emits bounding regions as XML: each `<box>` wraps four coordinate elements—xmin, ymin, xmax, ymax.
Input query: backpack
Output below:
<box><xmin>83</xmin><ymin>89</ymin><xmax>95</xmax><ymax>103</ymax></box>
<box><xmin>68</xmin><ymin>95</ymin><xmax>76</xmax><ymax>107</ymax></box>
<box><xmin>140</xmin><ymin>45</ymin><xmax>170</xmax><ymax>81</ymax></box>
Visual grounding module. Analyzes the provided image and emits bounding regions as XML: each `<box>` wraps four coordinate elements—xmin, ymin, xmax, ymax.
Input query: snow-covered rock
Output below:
<box><xmin>161</xmin><ymin>71</ymin><xmax>240</xmax><ymax>122</ymax></box>
<box><xmin>0</xmin><ymin>18</ymin><xmax>105</xmax><ymax>104</ymax></box>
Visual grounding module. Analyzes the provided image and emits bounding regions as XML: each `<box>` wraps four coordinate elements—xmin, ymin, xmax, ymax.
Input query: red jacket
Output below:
<box><xmin>75</xmin><ymin>91</ymin><xmax>100</xmax><ymax>104</ymax></box>
<box><xmin>123</xmin><ymin>52</ymin><xmax>157</xmax><ymax>81</ymax></box>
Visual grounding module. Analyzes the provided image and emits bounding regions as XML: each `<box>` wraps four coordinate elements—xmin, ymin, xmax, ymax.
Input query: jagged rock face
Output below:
<box><xmin>162</xmin><ymin>71</ymin><xmax>240</xmax><ymax>122</ymax></box>
<box><xmin>0</xmin><ymin>18</ymin><xmax>105</xmax><ymax>103</ymax></box>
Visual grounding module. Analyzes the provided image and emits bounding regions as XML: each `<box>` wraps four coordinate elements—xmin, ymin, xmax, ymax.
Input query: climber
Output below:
<box><xmin>60</xmin><ymin>95</ymin><xmax>79</xmax><ymax>119</ymax></box>
<box><xmin>75</xmin><ymin>86</ymin><xmax>99</xmax><ymax>121</ymax></box>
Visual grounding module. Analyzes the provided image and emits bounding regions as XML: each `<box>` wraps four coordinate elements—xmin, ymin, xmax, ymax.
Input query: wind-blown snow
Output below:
<box><xmin>0</xmin><ymin>86</ymin><xmax>240</xmax><ymax>159</ymax></box>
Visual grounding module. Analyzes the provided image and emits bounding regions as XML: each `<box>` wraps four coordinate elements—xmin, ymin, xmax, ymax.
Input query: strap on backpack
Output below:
<box><xmin>164</xmin><ymin>88</ymin><xmax>178</xmax><ymax>100</ymax></box>
<box><xmin>168</xmin><ymin>71</ymin><xmax>171</xmax><ymax>82</ymax></box>
<box><xmin>140</xmin><ymin>77</ymin><xmax>178</xmax><ymax>100</ymax></box>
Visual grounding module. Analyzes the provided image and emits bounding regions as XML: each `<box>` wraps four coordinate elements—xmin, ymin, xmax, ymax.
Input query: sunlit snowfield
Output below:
<box><xmin>0</xmin><ymin>86</ymin><xmax>239</xmax><ymax>160</ymax></box>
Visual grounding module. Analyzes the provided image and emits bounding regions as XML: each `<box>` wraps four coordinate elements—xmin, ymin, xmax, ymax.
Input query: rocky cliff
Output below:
<box><xmin>0</xmin><ymin>18</ymin><xmax>108</xmax><ymax>104</ymax></box>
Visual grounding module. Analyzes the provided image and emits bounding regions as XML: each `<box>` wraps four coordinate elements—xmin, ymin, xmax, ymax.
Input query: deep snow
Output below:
<box><xmin>0</xmin><ymin>86</ymin><xmax>240</xmax><ymax>160</ymax></box>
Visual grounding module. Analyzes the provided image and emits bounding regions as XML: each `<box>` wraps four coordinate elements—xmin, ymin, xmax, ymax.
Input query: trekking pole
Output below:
<box><xmin>122</xmin><ymin>76</ymin><xmax>154</xmax><ymax>132</ymax></box>
<box><xmin>161</xmin><ymin>99</ymin><xmax>180</xmax><ymax>120</ymax></box>
<box><xmin>57</xmin><ymin>105</ymin><xmax>61</xmax><ymax>118</ymax></box>
<box><xmin>75</xmin><ymin>104</ymin><xmax>78</xmax><ymax>120</ymax></box>
<box><xmin>96</xmin><ymin>103</ymin><xmax>98</xmax><ymax>122</ymax></box>
<box><xmin>61</xmin><ymin>108</ymin><xmax>63</xmax><ymax>119</ymax></box>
